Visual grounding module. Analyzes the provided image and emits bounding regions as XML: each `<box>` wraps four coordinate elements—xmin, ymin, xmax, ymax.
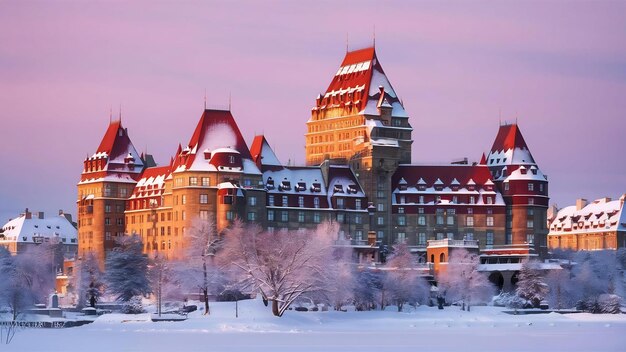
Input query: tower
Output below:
<box><xmin>305</xmin><ymin>47</ymin><xmax>413</xmax><ymax>245</ymax></box>
<box><xmin>485</xmin><ymin>123</ymin><xmax>549</xmax><ymax>252</ymax></box>
<box><xmin>77</xmin><ymin>120</ymin><xmax>145</xmax><ymax>267</ymax></box>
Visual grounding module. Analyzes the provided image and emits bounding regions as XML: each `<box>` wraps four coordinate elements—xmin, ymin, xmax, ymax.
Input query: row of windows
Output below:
<box><xmin>394</xmin><ymin>215</ymin><xmax>496</xmax><ymax>227</ymax></box>
<box><xmin>397</xmin><ymin>195</ymin><xmax>495</xmax><ymax>205</ymax></box>
<box><xmin>267</xmin><ymin>210</ymin><xmax>323</xmax><ymax>223</ymax></box>
<box><xmin>393</xmin><ymin>232</ymin><xmax>496</xmax><ymax>246</ymax></box>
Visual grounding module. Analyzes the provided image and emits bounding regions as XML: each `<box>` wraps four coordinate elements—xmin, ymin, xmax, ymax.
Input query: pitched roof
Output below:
<box><xmin>490</xmin><ymin>124</ymin><xmax>530</xmax><ymax>153</ymax></box>
<box><xmin>392</xmin><ymin>165</ymin><xmax>495</xmax><ymax>188</ymax></box>
<box><xmin>318</xmin><ymin>47</ymin><xmax>407</xmax><ymax>117</ymax></box>
<box><xmin>250</xmin><ymin>135</ymin><xmax>282</xmax><ymax>168</ymax></box>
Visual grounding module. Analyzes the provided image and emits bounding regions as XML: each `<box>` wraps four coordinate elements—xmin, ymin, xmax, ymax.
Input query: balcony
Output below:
<box><xmin>427</xmin><ymin>239</ymin><xmax>479</xmax><ymax>248</ymax></box>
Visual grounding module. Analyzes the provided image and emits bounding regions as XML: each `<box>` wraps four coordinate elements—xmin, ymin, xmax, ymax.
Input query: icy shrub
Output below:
<box><xmin>121</xmin><ymin>296</ymin><xmax>144</xmax><ymax>314</ymax></box>
<box><xmin>598</xmin><ymin>294</ymin><xmax>622</xmax><ymax>314</ymax></box>
<box><xmin>492</xmin><ymin>292</ymin><xmax>526</xmax><ymax>309</ymax></box>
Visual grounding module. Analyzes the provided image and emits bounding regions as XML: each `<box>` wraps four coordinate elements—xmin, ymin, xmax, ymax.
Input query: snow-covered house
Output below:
<box><xmin>0</xmin><ymin>209</ymin><xmax>77</xmax><ymax>263</ymax></box>
<box><xmin>548</xmin><ymin>195</ymin><xmax>626</xmax><ymax>250</ymax></box>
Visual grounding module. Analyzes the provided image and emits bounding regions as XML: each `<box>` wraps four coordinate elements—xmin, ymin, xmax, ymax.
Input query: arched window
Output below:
<box><xmin>440</xmin><ymin>253</ymin><xmax>445</xmax><ymax>263</ymax></box>
<box><xmin>430</xmin><ymin>254</ymin><xmax>435</xmax><ymax>263</ymax></box>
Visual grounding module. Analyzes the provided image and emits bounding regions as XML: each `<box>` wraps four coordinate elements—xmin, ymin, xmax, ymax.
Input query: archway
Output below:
<box><xmin>488</xmin><ymin>271</ymin><xmax>504</xmax><ymax>291</ymax></box>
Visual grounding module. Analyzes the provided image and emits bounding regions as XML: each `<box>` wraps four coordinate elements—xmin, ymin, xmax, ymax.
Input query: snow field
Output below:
<box><xmin>6</xmin><ymin>298</ymin><xmax>626</xmax><ymax>352</ymax></box>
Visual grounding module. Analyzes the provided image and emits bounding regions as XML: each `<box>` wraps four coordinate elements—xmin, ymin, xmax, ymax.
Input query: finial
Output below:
<box><xmin>373</xmin><ymin>24</ymin><xmax>376</xmax><ymax>47</ymax></box>
<box><xmin>204</xmin><ymin>89</ymin><xmax>207</xmax><ymax>110</ymax></box>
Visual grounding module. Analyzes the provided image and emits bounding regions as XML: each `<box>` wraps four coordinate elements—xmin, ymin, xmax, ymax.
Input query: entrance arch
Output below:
<box><xmin>488</xmin><ymin>271</ymin><xmax>504</xmax><ymax>291</ymax></box>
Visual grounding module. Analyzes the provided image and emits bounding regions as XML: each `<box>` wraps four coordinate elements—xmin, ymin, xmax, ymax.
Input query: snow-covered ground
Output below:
<box><xmin>5</xmin><ymin>299</ymin><xmax>626</xmax><ymax>352</ymax></box>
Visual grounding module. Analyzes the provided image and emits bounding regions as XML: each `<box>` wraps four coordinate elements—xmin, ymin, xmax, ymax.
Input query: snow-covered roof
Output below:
<box><xmin>549</xmin><ymin>195</ymin><xmax>626</xmax><ymax>235</ymax></box>
<box><xmin>0</xmin><ymin>212</ymin><xmax>77</xmax><ymax>245</ymax></box>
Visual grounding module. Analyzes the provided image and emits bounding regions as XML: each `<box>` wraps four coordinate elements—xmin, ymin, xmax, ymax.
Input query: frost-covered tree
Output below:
<box><xmin>516</xmin><ymin>260</ymin><xmax>548</xmax><ymax>308</ymax></box>
<box><xmin>173</xmin><ymin>217</ymin><xmax>224</xmax><ymax>315</ymax></box>
<box><xmin>0</xmin><ymin>246</ymin><xmax>55</xmax><ymax>320</ymax></box>
<box><xmin>545</xmin><ymin>266</ymin><xmax>575</xmax><ymax>310</ymax></box>
<box><xmin>438</xmin><ymin>249</ymin><xmax>494</xmax><ymax>311</ymax></box>
<box><xmin>383</xmin><ymin>243</ymin><xmax>430</xmax><ymax>312</ymax></box>
<box><xmin>104</xmin><ymin>234</ymin><xmax>150</xmax><ymax>312</ymax></box>
<box><xmin>221</xmin><ymin>221</ymin><xmax>334</xmax><ymax>317</ymax></box>
<box><xmin>75</xmin><ymin>252</ymin><xmax>104</xmax><ymax>308</ymax></box>
<box><xmin>353</xmin><ymin>269</ymin><xmax>381</xmax><ymax>311</ymax></box>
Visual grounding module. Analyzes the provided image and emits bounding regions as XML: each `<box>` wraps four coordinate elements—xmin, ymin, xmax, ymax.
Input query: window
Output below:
<box><xmin>527</xmin><ymin>234</ymin><xmax>535</xmax><ymax>244</ymax></box>
<box><xmin>182</xmin><ymin>195</ymin><xmax>186</xmax><ymax>205</ymax></box>
<box><xmin>486</xmin><ymin>216</ymin><xmax>494</xmax><ymax>227</ymax></box>
<box><xmin>313</xmin><ymin>212</ymin><xmax>320</xmax><ymax>223</ymax></box>
<box><xmin>419</xmin><ymin>195</ymin><xmax>424</xmax><ymax>204</ymax></box>
<box><xmin>418</xmin><ymin>233</ymin><xmax>426</xmax><ymax>246</ymax></box>
<box><xmin>119</xmin><ymin>188</ymin><xmax>127</xmax><ymax>197</ymax></box>
<box><xmin>418</xmin><ymin>207</ymin><xmax>424</xmax><ymax>214</ymax></box>
<box><xmin>398</xmin><ymin>207</ymin><xmax>405</xmax><ymax>214</ymax></box>
<box><xmin>200</xmin><ymin>194</ymin><xmax>208</xmax><ymax>204</ymax></box>
<box><xmin>466</xmin><ymin>216</ymin><xmax>474</xmax><ymax>227</ymax></box>
<box><xmin>268</xmin><ymin>195</ymin><xmax>274</xmax><ymax>206</ymax></box>
<box><xmin>377</xmin><ymin>191</ymin><xmax>385</xmax><ymax>199</ymax></box>
<box><xmin>298</xmin><ymin>196</ymin><xmax>304</xmax><ymax>208</ymax></box>
<box><xmin>447</xmin><ymin>233</ymin><xmax>454</xmax><ymax>239</ymax></box>
<box><xmin>436</xmin><ymin>233</ymin><xmax>444</xmax><ymax>240</ymax></box>
<box><xmin>105</xmin><ymin>205</ymin><xmax>111</xmax><ymax>213</ymax></box>
<box><xmin>355</xmin><ymin>230</ymin><xmax>363</xmax><ymax>241</ymax></box>
<box><xmin>465</xmin><ymin>233</ymin><xmax>474</xmax><ymax>240</ymax></box>
<box><xmin>377</xmin><ymin>217</ymin><xmax>384</xmax><ymax>225</ymax></box>
<box><xmin>298</xmin><ymin>211</ymin><xmax>305</xmax><ymax>223</ymax></box>
<box><xmin>527</xmin><ymin>208</ymin><xmax>534</xmax><ymax>216</ymax></box>
<box><xmin>226</xmin><ymin>211</ymin><xmax>233</xmax><ymax>220</ymax></box>
<box><xmin>281</xmin><ymin>211</ymin><xmax>289</xmax><ymax>222</ymax></box>
<box><xmin>398</xmin><ymin>216</ymin><xmax>406</xmax><ymax>226</ymax></box>
<box><xmin>314</xmin><ymin>197</ymin><xmax>320</xmax><ymax>208</ymax></box>
<box><xmin>447</xmin><ymin>215</ymin><xmax>454</xmax><ymax>225</ymax></box>
<box><xmin>467</xmin><ymin>208</ymin><xmax>473</xmax><ymax>214</ymax></box>
<box><xmin>249</xmin><ymin>196</ymin><xmax>257</xmax><ymax>206</ymax></box>
<box><xmin>228</xmin><ymin>155</ymin><xmax>235</xmax><ymax>164</ymax></box>
<box><xmin>506</xmin><ymin>232</ymin><xmax>512</xmax><ymax>244</ymax></box>
<box><xmin>377</xmin><ymin>203</ymin><xmax>384</xmax><ymax>212</ymax></box>
<box><xmin>469</xmin><ymin>196</ymin><xmax>475</xmax><ymax>204</ymax></box>
<box><xmin>436</xmin><ymin>215</ymin><xmax>444</xmax><ymax>225</ymax></box>
<box><xmin>337</xmin><ymin>198</ymin><xmax>345</xmax><ymax>209</ymax></box>
<box><xmin>377</xmin><ymin>231</ymin><xmax>384</xmax><ymax>239</ymax></box>
<box><xmin>539</xmin><ymin>184</ymin><xmax>544</xmax><ymax>193</ymax></box>
<box><xmin>282</xmin><ymin>196</ymin><xmax>288</xmax><ymax>207</ymax></box>
<box><xmin>528</xmin><ymin>183</ymin><xmax>534</xmax><ymax>191</ymax></box>
<box><xmin>528</xmin><ymin>198</ymin><xmax>535</xmax><ymax>205</ymax></box>
<box><xmin>267</xmin><ymin>210</ymin><xmax>275</xmax><ymax>221</ymax></box>
<box><xmin>105</xmin><ymin>232</ymin><xmax>112</xmax><ymax>241</ymax></box>
<box><xmin>200</xmin><ymin>210</ymin><xmax>209</xmax><ymax>220</ymax></box>
<box><xmin>399</xmin><ymin>196</ymin><xmax>405</xmax><ymax>204</ymax></box>
<box><xmin>486</xmin><ymin>232</ymin><xmax>494</xmax><ymax>246</ymax></box>
<box><xmin>527</xmin><ymin>220</ymin><xmax>534</xmax><ymax>228</ymax></box>
<box><xmin>337</xmin><ymin>213</ymin><xmax>344</xmax><ymax>223</ymax></box>
<box><xmin>452</xmin><ymin>196</ymin><xmax>458</xmax><ymax>203</ymax></box>
<box><xmin>247</xmin><ymin>212</ymin><xmax>256</xmax><ymax>221</ymax></box>
<box><xmin>355</xmin><ymin>199</ymin><xmax>362</xmax><ymax>210</ymax></box>
<box><xmin>175</xmin><ymin>178</ymin><xmax>183</xmax><ymax>187</ymax></box>
<box><xmin>397</xmin><ymin>232</ymin><xmax>406</xmax><ymax>243</ymax></box>
<box><xmin>201</xmin><ymin>177</ymin><xmax>210</xmax><ymax>186</ymax></box>
<box><xmin>189</xmin><ymin>177</ymin><xmax>198</xmax><ymax>186</ymax></box>
<box><xmin>355</xmin><ymin>215</ymin><xmax>362</xmax><ymax>224</ymax></box>
<box><xmin>486</xmin><ymin>197</ymin><xmax>493</xmax><ymax>205</ymax></box>
<box><xmin>418</xmin><ymin>215</ymin><xmax>426</xmax><ymax>226</ymax></box>
<box><xmin>182</xmin><ymin>211</ymin><xmax>186</xmax><ymax>220</ymax></box>
<box><xmin>436</xmin><ymin>196</ymin><xmax>441</xmax><ymax>203</ymax></box>
<box><xmin>105</xmin><ymin>218</ymin><xmax>111</xmax><ymax>225</ymax></box>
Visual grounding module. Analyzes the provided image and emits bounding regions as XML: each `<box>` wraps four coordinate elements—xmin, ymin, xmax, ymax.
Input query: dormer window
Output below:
<box><xmin>296</xmin><ymin>182</ymin><xmax>306</xmax><ymax>192</ymax></box>
<box><xmin>347</xmin><ymin>184</ymin><xmax>358</xmax><ymax>194</ymax></box>
<box><xmin>310</xmin><ymin>182</ymin><xmax>322</xmax><ymax>192</ymax></box>
<box><xmin>280</xmin><ymin>180</ymin><xmax>291</xmax><ymax>191</ymax></box>
<box><xmin>266</xmin><ymin>177</ymin><xmax>275</xmax><ymax>190</ymax></box>
<box><xmin>228</xmin><ymin>155</ymin><xmax>235</xmax><ymax>164</ymax></box>
<box><xmin>334</xmin><ymin>184</ymin><xmax>343</xmax><ymax>193</ymax></box>
<box><xmin>520</xmin><ymin>166</ymin><xmax>528</xmax><ymax>175</ymax></box>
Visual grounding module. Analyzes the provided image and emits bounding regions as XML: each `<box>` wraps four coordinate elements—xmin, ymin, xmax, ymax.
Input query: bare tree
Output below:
<box><xmin>75</xmin><ymin>252</ymin><xmax>104</xmax><ymax>308</ymax></box>
<box><xmin>221</xmin><ymin>221</ymin><xmax>334</xmax><ymax>317</ymax></box>
<box><xmin>438</xmin><ymin>249</ymin><xmax>494</xmax><ymax>311</ymax></box>
<box><xmin>383</xmin><ymin>243</ymin><xmax>431</xmax><ymax>312</ymax></box>
<box><xmin>0</xmin><ymin>245</ymin><xmax>55</xmax><ymax>320</ymax></box>
<box><xmin>173</xmin><ymin>217</ymin><xmax>224</xmax><ymax>315</ymax></box>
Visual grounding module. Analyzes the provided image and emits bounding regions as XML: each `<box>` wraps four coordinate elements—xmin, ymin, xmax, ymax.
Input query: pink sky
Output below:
<box><xmin>0</xmin><ymin>1</ymin><xmax>625</xmax><ymax>223</ymax></box>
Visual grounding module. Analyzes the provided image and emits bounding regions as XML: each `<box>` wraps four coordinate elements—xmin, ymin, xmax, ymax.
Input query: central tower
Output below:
<box><xmin>305</xmin><ymin>47</ymin><xmax>413</xmax><ymax>244</ymax></box>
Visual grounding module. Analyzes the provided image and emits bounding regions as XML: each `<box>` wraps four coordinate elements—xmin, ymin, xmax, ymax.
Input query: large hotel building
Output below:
<box><xmin>77</xmin><ymin>47</ymin><xmax>549</xmax><ymax>267</ymax></box>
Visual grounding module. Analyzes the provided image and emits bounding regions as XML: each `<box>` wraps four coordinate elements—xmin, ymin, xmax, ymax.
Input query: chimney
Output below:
<box><xmin>620</xmin><ymin>194</ymin><xmax>625</xmax><ymax>208</ymax></box>
<box><xmin>38</xmin><ymin>211</ymin><xmax>44</xmax><ymax>219</ymax></box>
<box><xmin>59</xmin><ymin>209</ymin><xmax>64</xmax><ymax>216</ymax></box>
<box><xmin>24</xmin><ymin>208</ymin><xmax>31</xmax><ymax>219</ymax></box>
<box><xmin>575</xmin><ymin>199</ymin><xmax>588</xmax><ymax>211</ymax></box>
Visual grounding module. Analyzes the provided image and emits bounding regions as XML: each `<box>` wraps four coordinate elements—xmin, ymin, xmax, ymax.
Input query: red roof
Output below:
<box><xmin>175</xmin><ymin>109</ymin><xmax>252</xmax><ymax>170</ymax></box>
<box><xmin>139</xmin><ymin>165</ymin><xmax>170</xmax><ymax>180</ymax></box>
<box><xmin>322</xmin><ymin>47</ymin><xmax>379</xmax><ymax>112</ymax></box>
<box><xmin>392</xmin><ymin>165</ymin><xmax>495</xmax><ymax>188</ymax></box>
<box><xmin>490</xmin><ymin>124</ymin><xmax>530</xmax><ymax>152</ymax></box>
<box><xmin>250</xmin><ymin>135</ymin><xmax>266</xmax><ymax>165</ymax></box>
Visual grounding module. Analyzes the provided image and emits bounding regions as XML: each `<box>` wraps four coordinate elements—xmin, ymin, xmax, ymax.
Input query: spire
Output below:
<box><xmin>479</xmin><ymin>153</ymin><xmax>487</xmax><ymax>165</ymax></box>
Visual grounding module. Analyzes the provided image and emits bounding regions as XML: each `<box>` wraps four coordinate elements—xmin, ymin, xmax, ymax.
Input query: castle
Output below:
<box><xmin>77</xmin><ymin>47</ymin><xmax>549</xmax><ymax>267</ymax></box>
